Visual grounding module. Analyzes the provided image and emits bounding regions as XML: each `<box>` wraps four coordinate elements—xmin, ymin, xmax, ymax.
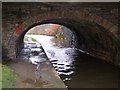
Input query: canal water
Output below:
<box><xmin>20</xmin><ymin>34</ymin><xmax>119</xmax><ymax>88</ymax></box>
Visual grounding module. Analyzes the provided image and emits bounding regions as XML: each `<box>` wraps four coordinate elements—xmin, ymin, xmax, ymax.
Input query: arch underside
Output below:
<box><xmin>16</xmin><ymin>18</ymin><xmax>120</xmax><ymax>66</ymax></box>
<box><xmin>15</xmin><ymin>11</ymin><xmax>120</xmax><ymax>67</ymax></box>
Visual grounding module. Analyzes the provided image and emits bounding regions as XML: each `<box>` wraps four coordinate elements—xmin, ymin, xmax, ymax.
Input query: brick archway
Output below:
<box><xmin>16</xmin><ymin>10</ymin><xmax>118</xmax><ymax>38</ymax></box>
<box><xmin>8</xmin><ymin>10</ymin><xmax>120</xmax><ymax>67</ymax></box>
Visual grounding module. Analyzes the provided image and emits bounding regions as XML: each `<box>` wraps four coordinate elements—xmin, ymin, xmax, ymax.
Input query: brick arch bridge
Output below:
<box><xmin>2</xmin><ymin>3</ymin><xmax>120</xmax><ymax>67</ymax></box>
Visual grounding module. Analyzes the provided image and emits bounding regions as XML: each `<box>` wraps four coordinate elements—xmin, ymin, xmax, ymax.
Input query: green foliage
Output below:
<box><xmin>24</xmin><ymin>37</ymin><xmax>29</xmax><ymax>41</ymax></box>
<box><xmin>31</xmin><ymin>38</ymin><xmax>37</xmax><ymax>42</ymax></box>
<box><xmin>24</xmin><ymin>36</ymin><xmax>38</xmax><ymax>42</ymax></box>
<box><xmin>2</xmin><ymin>65</ymin><xmax>16</xmax><ymax>88</ymax></box>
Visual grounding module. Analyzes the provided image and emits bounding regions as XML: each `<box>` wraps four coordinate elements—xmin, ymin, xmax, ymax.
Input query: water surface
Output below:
<box><xmin>23</xmin><ymin>35</ymin><xmax>119</xmax><ymax>88</ymax></box>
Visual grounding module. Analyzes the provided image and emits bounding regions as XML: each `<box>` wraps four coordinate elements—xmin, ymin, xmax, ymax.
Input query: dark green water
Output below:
<box><xmin>60</xmin><ymin>51</ymin><xmax>119</xmax><ymax>88</ymax></box>
<box><xmin>22</xmin><ymin>35</ymin><xmax>120</xmax><ymax>88</ymax></box>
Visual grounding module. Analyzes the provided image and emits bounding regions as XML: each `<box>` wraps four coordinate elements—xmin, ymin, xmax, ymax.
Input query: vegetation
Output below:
<box><xmin>24</xmin><ymin>36</ymin><xmax>38</xmax><ymax>42</ymax></box>
<box><xmin>2</xmin><ymin>65</ymin><xmax>16</xmax><ymax>88</ymax></box>
<box><xmin>24</xmin><ymin>37</ymin><xmax>29</xmax><ymax>41</ymax></box>
<box><xmin>31</xmin><ymin>38</ymin><xmax>38</xmax><ymax>42</ymax></box>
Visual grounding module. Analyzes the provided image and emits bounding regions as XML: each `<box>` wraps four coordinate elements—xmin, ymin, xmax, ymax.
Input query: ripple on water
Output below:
<box><xmin>22</xmin><ymin>35</ymin><xmax>77</xmax><ymax>83</ymax></box>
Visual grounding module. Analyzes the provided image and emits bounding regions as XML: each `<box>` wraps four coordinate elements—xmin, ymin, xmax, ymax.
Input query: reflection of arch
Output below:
<box><xmin>15</xmin><ymin>10</ymin><xmax>120</xmax><ymax>66</ymax></box>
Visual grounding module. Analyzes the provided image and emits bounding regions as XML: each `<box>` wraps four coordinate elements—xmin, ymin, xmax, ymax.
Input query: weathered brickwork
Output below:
<box><xmin>2</xmin><ymin>2</ymin><xmax>120</xmax><ymax>67</ymax></box>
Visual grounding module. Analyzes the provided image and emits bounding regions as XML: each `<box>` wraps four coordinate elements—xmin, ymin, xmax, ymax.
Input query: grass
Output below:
<box><xmin>2</xmin><ymin>64</ymin><xmax>16</xmax><ymax>88</ymax></box>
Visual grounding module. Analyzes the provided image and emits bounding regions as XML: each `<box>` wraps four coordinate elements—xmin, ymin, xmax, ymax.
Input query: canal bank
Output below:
<box><xmin>7</xmin><ymin>58</ymin><xmax>66</xmax><ymax>88</ymax></box>
<box><xmin>3</xmin><ymin>39</ymin><xmax>67</xmax><ymax>88</ymax></box>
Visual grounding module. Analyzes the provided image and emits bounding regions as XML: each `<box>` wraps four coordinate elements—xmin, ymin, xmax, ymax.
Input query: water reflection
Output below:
<box><xmin>20</xmin><ymin>34</ymin><xmax>119</xmax><ymax>88</ymax></box>
<box><xmin>22</xmin><ymin>35</ymin><xmax>77</xmax><ymax>81</ymax></box>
